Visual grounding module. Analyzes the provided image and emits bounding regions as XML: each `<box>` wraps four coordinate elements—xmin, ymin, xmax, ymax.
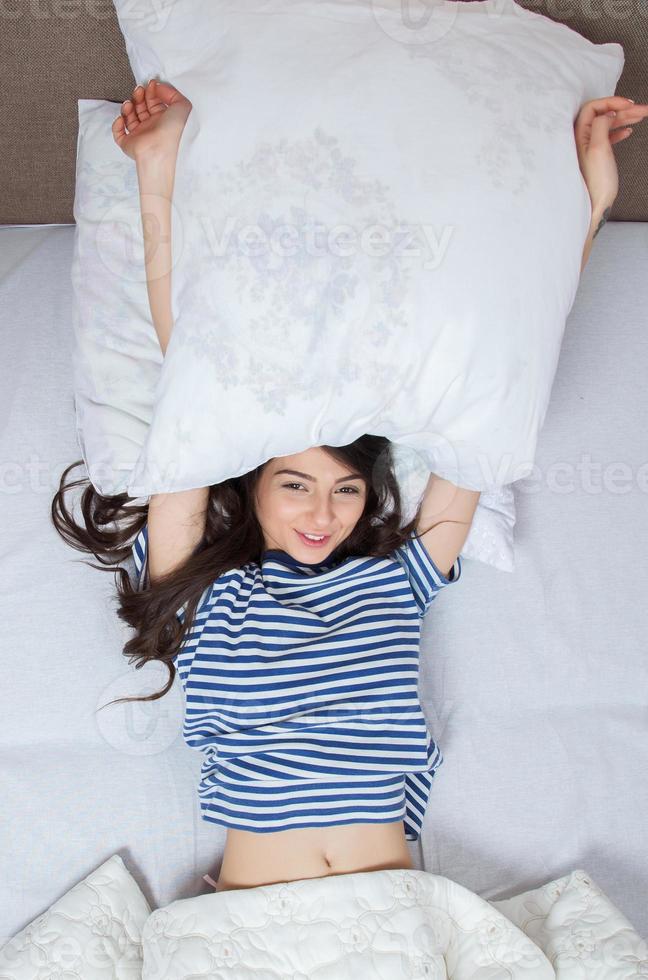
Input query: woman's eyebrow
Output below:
<box><xmin>273</xmin><ymin>468</ymin><xmax>364</xmax><ymax>483</ymax></box>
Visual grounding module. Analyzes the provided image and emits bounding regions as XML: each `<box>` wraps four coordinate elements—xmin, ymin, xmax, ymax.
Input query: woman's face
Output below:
<box><xmin>253</xmin><ymin>446</ymin><xmax>368</xmax><ymax>560</ymax></box>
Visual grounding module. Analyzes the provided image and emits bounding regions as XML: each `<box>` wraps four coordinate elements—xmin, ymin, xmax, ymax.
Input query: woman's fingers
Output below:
<box><xmin>121</xmin><ymin>98</ymin><xmax>139</xmax><ymax>132</ymax></box>
<box><xmin>151</xmin><ymin>79</ymin><xmax>191</xmax><ymax>108</ymax></box>
<box><xmin>131</xmin><ymin>84</ymin><xmax>150</xmax><ymax>123</ymax></box>
<box><xmin>587</xmin><ymin>111</ymin><xmax>612</xmax><ymax>147</ymax></box>
<box><xmin>112</xmin><ymin>79</ymin><xmax>192</xmax><ymax>157</ymax></box>
<box><xmin>575</xmin><ymin>105</ymin><xmax>648</xmax><ymax>157</ymax></box>
<box><xmin>149</xmin><ymin>79</ymin><xmax>179</xmax><ymax>105</ymax></box>
<box><xmin>143</xmin><ymin>79</ymin><xmax>165</xmax><ymax>115</ymax></box>
<box><xmin>143</xmin><ymin>78</ymin><xmax>171</xmax><ymax>115</ymax></box>
<box><xmin>596</xmin><ymin>96</ymin><xmax>636</xmax><ymax>108</ymax></box>
<box><xmin>575</xmin><ymin>98</ymin><xmax>618</xmax><ymax>135</ymax></box>
<box><xmin>582</xmin><ymin>96</ymin><xmax>636</xmax><ymax>117</ymax></box>
<box><xmin>609</xmin><ymin>127</ymin><xmax>633</xmax><ymax>145</ymax></box>
<box><xmin>576</xmin><ymin>97</ymin><xmax>648</xmax><ymax>136</ymax></box>
<box><xmin>111</xmin><ymin>114</ymin><xmax>127</xmax><ymax>146</ymax></box>
<box><xmin>608</xmin><ymin>106</ymin><xmax>648</xmax><ymax>128</ymax></box>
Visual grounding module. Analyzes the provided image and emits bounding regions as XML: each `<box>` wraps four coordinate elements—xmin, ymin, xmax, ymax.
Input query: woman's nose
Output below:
<box><xmin>306</xmin><ymin>496</ymin><xmax>335</xmax><ymax>524</ymax></box>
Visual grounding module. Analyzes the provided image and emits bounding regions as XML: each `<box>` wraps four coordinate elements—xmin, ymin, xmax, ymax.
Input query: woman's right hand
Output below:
<box><xmin>111</xmin><ymin>79</ymin><xmax>193</xmax><ymax>164</ymax></box>
<box><xmin>574</xmin><ymin>96</ymin><xmax>648</xmax><ymax>213</ymax></box>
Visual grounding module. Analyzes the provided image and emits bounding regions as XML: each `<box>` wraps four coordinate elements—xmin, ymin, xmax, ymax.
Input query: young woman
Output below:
<box><xmin>53</xmin><ymin>80</ymin><xmax>644</xmax><ymax>894</ymax></box>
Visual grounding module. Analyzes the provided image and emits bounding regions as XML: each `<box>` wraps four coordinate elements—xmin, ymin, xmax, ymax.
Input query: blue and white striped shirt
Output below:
<box><xmin>132</xmin><ymin>526</ymin><xmax>461</xmax><ymax>840</ymax></box>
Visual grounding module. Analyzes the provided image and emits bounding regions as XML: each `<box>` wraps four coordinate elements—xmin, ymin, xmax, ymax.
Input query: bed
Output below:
<box><xmin>2</xmin><ymin>0</ymin><xmax>647</xmax><ymax>951</ymax></box>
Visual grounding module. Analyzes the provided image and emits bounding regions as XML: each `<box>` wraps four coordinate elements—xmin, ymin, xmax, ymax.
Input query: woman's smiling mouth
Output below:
<box><xmin>295</xmin><ymin>530</ymin><xmax>332</xmax><ymax>548</ymax></box>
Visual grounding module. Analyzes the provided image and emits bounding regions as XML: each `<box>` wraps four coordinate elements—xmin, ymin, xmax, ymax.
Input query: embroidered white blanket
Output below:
<box><xmin>142</xmin><ymin>867</ymin><xmax>645</xmax><ymax>979</ymax></box>
<box><xmin>2</xmin><ymin>858</ymin><xmax>645</xmax><ymax>978</ymax></box>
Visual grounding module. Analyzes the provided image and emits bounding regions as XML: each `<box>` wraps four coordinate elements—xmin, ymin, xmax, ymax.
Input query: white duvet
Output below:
<box><xmin>2</xmin><ymin>855</ymin><xmax>645</xmax><ymax>978</ymax></box>
<box><xmin>142</xmin><ymin>867</ymin><xmax>646</xmax><ymax>979</ymax></box>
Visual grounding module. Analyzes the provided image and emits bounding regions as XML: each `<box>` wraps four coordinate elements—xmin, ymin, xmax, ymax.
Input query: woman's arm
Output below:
<box><xmin>137</xmin><ymin>154</ymin><xmax>208</xmax><ymax>579</ymax></box>
<box><xmin>416</xmin><ymin>473</ymin><xmax>481</xmax><ymax>578</ymax></box>
<box><xmin>113</xmin><ymin>83</ymin><xmax>206</xmax><ymax>579</ymax></box>
<box><xmin>136</xmin><ymin>155</ymin><xmax>209</xmax><ymax>581</ymax></box>
<box><xmin>575</xmin><ymin>96</ymin><xmax>648</xmax><ymax>274</ymax></box>
<box><xmin>136</xmin><ymin>153</ymin><xmax>177</xmax><ymax>356</ymax></box>
<box><xmin>112</xmin><ymin>79</ymin><xmax>193</xmax><ymax>356</ymax></box>
<box><xmin>580</xmin><ymin>200</ymin><xmax>612</xmax><ymax>275</ymax></box>
<box><xmin>146</xmin><ymin>486</ymin><xmax>209</xmax><ymax>584</ymax></box>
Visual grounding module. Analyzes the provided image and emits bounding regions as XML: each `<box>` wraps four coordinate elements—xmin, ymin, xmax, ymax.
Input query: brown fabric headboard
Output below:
<box><xmin>2</xmin><ymin>0</ymin><xmax>646</xmax><ymax>224</ymax></box>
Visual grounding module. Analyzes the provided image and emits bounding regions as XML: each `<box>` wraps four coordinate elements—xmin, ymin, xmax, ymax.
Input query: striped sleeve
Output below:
<box><xmin>132</xmin><ymin>523</ymin><xmax>210</xmax><ymax>626</ymax></box>
<box><xmin>392</xmin><ymin>530</ymin><xmax>462</xmax><ymax>618</ymax></box>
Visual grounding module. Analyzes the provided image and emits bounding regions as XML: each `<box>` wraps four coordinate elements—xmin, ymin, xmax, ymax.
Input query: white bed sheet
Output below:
<box><xmin>0</xmin><ymin>223</ymin><xmax>646</xmax><ymax>941</ymax></box>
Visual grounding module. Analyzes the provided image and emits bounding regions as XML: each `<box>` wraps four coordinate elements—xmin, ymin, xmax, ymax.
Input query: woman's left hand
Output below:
<box><xmin>574</xmin><ymin>96</ymin><xmax>648</xmax><ymax>213</ymax></box>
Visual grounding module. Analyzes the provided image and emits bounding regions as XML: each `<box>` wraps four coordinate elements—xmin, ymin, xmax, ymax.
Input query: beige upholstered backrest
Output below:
<box><xmin>2</xmin><ymin>1</ymin><xmax>646</xmax><ymax>224</ymax></box>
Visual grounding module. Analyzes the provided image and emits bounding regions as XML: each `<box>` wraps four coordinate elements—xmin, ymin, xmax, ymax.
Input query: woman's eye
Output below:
<box><xmin>282</xmin><ymin>483</ymin><xmax>359</xmax><ymax>494</ymax></box>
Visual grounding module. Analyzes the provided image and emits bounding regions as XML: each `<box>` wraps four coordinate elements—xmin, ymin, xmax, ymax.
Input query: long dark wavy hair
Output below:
<box><xmin>51</xmin><ymin>435</ymin><xmax>428</xmax><ymax>712</ymax></box>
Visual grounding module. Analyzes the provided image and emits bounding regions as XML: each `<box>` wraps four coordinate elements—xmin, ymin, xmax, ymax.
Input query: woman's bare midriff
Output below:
<box><xmin>213</xmin><ymin>819</ymin><xmax>414</xmax><ymax>891</ymax></box>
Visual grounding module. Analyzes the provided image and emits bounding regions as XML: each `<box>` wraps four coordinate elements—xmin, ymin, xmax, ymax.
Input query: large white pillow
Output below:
<box><xmin>0</xmin><ymin>855</ymin><xmax>151</xmax><ymax>978</ymax></box>
<box><xmin>109</xmin><ymin>0</ymin><xmax>623</xmax><ymax>498</ymax></box>
<box><xmin>72</xmin><ymin>99</ymin><xmax>516</xmax><ymax>570</ymax></box>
